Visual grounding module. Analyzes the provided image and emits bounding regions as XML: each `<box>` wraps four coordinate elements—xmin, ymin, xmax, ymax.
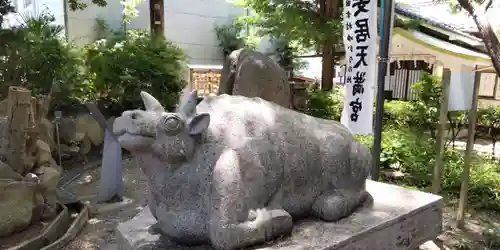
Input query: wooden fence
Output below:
<box><xmin>384</xmin><ymin>60</ymin><xmax>433</xmax><ymax>101</ymax></box>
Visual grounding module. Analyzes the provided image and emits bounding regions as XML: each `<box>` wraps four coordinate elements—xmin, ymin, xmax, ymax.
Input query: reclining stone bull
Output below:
<box><xmin>113</xmin><ymin>88</ymin><xmax>371</xmax><ymax>249</ymax></box>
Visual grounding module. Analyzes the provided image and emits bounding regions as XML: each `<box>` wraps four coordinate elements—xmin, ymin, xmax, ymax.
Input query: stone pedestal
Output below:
<box><xmin>116</xmin><ymin>181</ymin><xmax>443</xmax><ymax>250</ymax></box>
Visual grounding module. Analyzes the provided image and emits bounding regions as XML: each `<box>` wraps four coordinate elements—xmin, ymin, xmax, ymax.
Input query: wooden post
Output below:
<box><xmin>456</xmin><ymin>70</ymin><xmax>481</xmax><ymax>229</ymax></box>
<box><xmin>26</xmin><ymin>97</ymin><xmax>39</xmax><ymax>161</ymax></box>
<box><xmin>149</xmin><ymin>0</ymin><xmax>165</xmax><ymax>37</ymax></box>
<box><xmin>5</xmin><ymin>86</ymin><xmax>33</xmax><ymax>175</ymax></box>
<box><xmin>432</xmin><ymin>69</ymin><xmax>451</xmax><ymax>194</ymax></box>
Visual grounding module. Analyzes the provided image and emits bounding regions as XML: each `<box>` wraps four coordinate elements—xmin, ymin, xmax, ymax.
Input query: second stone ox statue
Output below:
<box><xmin>113</xmin><ymin>88</ymin><xmax>371</xmax><ymax>250</ymax></box>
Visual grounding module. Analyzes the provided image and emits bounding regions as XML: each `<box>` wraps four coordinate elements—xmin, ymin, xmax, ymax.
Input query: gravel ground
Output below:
<box><xmin>436</xmin><ymin>206</ymin><xmax>500</xmax><ymax>250</ymax></box>
<box><xmin>62</xmin><ymin>157</ymin><xmax>149</xmax><ymax>250</ymax></box>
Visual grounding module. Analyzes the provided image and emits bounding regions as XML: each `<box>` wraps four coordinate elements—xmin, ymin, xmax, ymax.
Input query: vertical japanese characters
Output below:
<box><xmin>341</xmin><ymin>0</ymin><xmax>377</xmax><ymax>135</ymax></box>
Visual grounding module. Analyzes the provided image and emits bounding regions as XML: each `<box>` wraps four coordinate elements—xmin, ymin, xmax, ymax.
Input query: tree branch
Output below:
<box><xmin>483</xmin><ymin>0</ymin><xmax>493</xmax><ymax>12</ymax></box>
<box><xmin>457</xmin><ymin>0</ymin><xmax>500</xmax><ymax>77</ymax></box>
<box><xmin>456</xmin><ymin>0</ymin><xmax>475</xmax><ymax>13</ymax></box>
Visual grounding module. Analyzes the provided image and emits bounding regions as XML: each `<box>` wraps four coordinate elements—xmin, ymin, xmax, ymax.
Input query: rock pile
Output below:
<box><xmin>0</xmin><ymin>87</ymin><xmax>62</xmax><ymax>237</ymax></box>
<box><xmin>57</xmin><ymin>114</ymin><xmax>104</xmax><ymax>161</ymax></box>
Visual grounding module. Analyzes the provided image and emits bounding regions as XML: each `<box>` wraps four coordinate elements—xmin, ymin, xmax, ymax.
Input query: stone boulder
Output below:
<box><xmin>0</xmin><ymin>160</ymin><xmax>22</xmax><ymax>181</ymax></box>
<box><xmin>33</xmin><ymin>165</ymin><xmax>61</xmax><ymax>220</ymax></box>
<box><xmin>0</xmin><ymin>178</ymin><xmax>44</xmax><ymax>236</ymax></box>
<box><xmin>39</xmin><ymin>118</ymin><xmax>56</xmax><ymax>151</ymax></box>
<box><xmin>59</xmin><ymin>116</ymin><xmax>87</xmax><ymax>143</ymax></box>
<box><xmin>218</xmin><ymin>49</ymin><xmax>292</xmax><ymax>108</ymax></box>
<box><xmin>58</xmin><ymin>114</ymin><xmax>104</xmax><ymax>157</ymax></box>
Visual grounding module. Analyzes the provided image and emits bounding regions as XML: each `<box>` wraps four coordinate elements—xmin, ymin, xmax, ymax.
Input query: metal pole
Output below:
<box><xmin>63</xmin><ymin>0</ymin><xmax>69</xmax><ymax>41</ymax></box>
<box><xmin>54</xmin><ymin>111</ymin><xmax>63</xmax><ymax>168</ymax></box>
<box><xmin>371</xmin><ymin>0</ymin><xmax>393</xmax><ymax>181</ymax></box>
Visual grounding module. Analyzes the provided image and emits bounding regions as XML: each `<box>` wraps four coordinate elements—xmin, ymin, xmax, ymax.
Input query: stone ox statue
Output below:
<box><xmin>113</xmin><ymin>88</ymin><xmax>371</xmax><ymax>249</ymax></box>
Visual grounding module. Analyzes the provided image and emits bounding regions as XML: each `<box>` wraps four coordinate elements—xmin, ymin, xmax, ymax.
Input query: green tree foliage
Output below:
<box><xmin>121</xmin><ymin>0</ymin><xmax>145</xmax><ymax>27</ymax></box>
<box><xmin>272</xmin><ymin>37</ymin><xmax>308</xmax><ymax>73</ymax></box>
<box><xmin>214</xmin><ymin>20</ymin><xmax>259</xmax><ymax>56</ymax></box>
<box><xmin>67</xmin><ymin>0</ymin><xmax>107</xmax><ymax>11</ymax></box>
<box><xmin>84</xmin><ymin>29</ymin><xmax>187</xmax><ymax>116</ymax></box>
<box><xmin>236</xmin><ymin>0</ymin><xmax>341</xmax><ymax>48</ymax></box>
<box><xmin>0</xmin><ymin>0</ymin><xmax>15</xmax><ymax>25</ymax></box>
<box><xmin>0</xmin><ymin>12</ymin><xmax>86</xmax><ymax>106</ymax></box>
<box><xmin>236</xmin><ymin>0</ymin><xmax>342</xmax><ymax>90</ymax></box>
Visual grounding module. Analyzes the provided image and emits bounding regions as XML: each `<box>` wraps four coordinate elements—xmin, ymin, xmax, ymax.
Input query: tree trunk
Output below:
<box><xmin>149</xmin><ymin>0</ymin><xmax>165</xmax><ymax>37</ymax></box>
<box><xmin>320</xmin><ymin>0</ymin><xmax>339</xmax><ymax>91</ymax></box>
<box><xmin>321</xmin><ymin>45</ymin><xmax>334</xmax><ymax>90</ymax></box>
<box><xmin>457</xmin><ymin>0</ymin><xmax>500</xmax><ymax>77</ymax></box>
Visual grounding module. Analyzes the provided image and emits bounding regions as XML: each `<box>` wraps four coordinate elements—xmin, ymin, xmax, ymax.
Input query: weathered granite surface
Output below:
<box><xmin>218</xmin><ymin>49</ymin><xmax>292</xmax><ymax>108</ymax></box>
<box><xmin>113</xmin><ymin>89</ymin><xmax>372</xmax><ymax>249</ymax></box>
<box><xmin>116</xmin><ymin>180</ymin><xmax>443</xmax><ymax>250</ymax></box>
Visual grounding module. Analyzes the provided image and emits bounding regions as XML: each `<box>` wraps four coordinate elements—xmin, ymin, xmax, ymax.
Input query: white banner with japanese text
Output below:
<box><xmin>341</xmin><ymin>0</ymin><xmax>377</xmax><ymax>135</ymax></box>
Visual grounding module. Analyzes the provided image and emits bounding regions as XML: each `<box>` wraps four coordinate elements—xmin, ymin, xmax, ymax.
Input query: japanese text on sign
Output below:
<box><xmin>341</xmin><ymin>0</ymin><xmax>377</xmax><ymax>135</ymax></box>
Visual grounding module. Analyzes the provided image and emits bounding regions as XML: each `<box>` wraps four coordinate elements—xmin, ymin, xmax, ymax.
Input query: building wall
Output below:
<box><xmin>390</xmin><ymin>33</ymin><xmax>500</xmax><ymax>103</ymax></box>
<box><xmin>131</xmin><ymin>0</ymin><xmax>245</xmax><ymax>65</ymax></box>
<box><xmin>3</xmin><ymin>0</ymin><xmax>43</xmax><ymax>27</ymax></box>
<box><xmin>60</xmin><ymin>0</ymin><xmax>273</xmax><ymax>65</ymax></box>
<box><xmin>38</xmin><ymin>0</ymin><xmax>64</xmax><ymax>27</ymax></box>
<box><xmin>66</xmin><ymin>1</ymin><xmax>123</xmax><ymax>45</ymax></box>
<box><xmin>390</xmin><ymin>33</ymin><xmax>491</xmax><ymax>72</ymax></box>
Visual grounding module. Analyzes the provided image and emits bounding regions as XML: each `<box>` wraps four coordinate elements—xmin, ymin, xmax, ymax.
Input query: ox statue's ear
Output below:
<box><xmin>188</xmin><ymin>113</ymin><xmax>210</xmax><ymax>136</ymax></box>
<box><xmin>140</xmin><ymin>91</ymin><xmax>165</xmax><ymax>112</ymax></box>
<box><xmin>177</xmin><ymin>88</ymin><xmax>198</xmax><ymax>118</ymax></box>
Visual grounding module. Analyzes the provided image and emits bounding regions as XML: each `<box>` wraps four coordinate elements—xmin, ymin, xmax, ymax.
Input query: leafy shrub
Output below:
<box><xmin>408</xmin><ymin>73</ymin><xmax>443</xmax><ymax>134</ymax></box>
<box><xmin>357</xmin><ymin>127</ymin><xmax>500</xmax><ymax>210</ymax></box>
<box><xmin>0</xmin><ymin>11</ymin><xmax>86</xmax><ymax>108</ymax></box>
<box><xmin>411</xmin><ymin>72</ymin><xmax>442</xmax><ymax>107</ymax></box>
<box><xmin>84</xmin><ymin>29</ymin><xmax>187</xmax><ymax>116</ymax></box>
<box><xmin>378</xmin><ymin>127</ymin><xmax>435</xmax><ymax>185</ymax></box>
<box><xmin>383</xmin><ymin>101</ymin><xmax>416</xmax><ymax>126</ymax></box>
<box><xmin>305</xmin><ymin>72</ymin><xmax>500</xmax><ymax>210</ymax></box>
<box><xmin>477</xmin><ymin>105</ymin><xmax>500</xmax><ymax>129</ymax></box>
<box><xmin>306</xmin><ymin>85</ymin><xmax>344</xmax><ymax>120</ymax></box>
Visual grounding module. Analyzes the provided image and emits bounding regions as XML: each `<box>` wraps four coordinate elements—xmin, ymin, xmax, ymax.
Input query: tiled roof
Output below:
<box><xmin>395</xmin><ymin>2</ymin><xmax>478</xmax><ymax>33</ymax></box>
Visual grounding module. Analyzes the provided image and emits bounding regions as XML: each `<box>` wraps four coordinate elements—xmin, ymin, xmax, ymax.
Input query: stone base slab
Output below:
<box><xmin>116</xmin><ymin>180</ymin><xmax>443</xmax><ymax>250</ymax></box>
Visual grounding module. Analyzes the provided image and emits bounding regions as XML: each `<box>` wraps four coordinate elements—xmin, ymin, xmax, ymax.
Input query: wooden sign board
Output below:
<box><xmin>190</xmin><ymin>68</ymin><xmax>222</xmax><ymax>98</ymax></box>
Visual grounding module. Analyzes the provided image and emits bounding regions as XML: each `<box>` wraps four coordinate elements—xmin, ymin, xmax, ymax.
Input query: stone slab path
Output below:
<box><xmin>451</xmin><ymin>138</ymin><xmax>500</xmax><ymax>157</ymax></box>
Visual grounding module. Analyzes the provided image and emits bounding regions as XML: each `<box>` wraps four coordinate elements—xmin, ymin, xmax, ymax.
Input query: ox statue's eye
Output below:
<box><xmin>161</xmin><ymin>115</ymin><xmax>183</xmax><ymax>135</ymax></box>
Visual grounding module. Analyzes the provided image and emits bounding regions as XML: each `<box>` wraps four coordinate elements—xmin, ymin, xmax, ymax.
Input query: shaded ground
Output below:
<box><xmin>61</xmin><ymin>157</ymin><xmax>500</xmax><ymax>250</ymax></box>
<box><xmin>62</xmin><ymin>158</ymin><xmax>149</xmax><ymax>250</ymax></box>
<box><xmin>437</xmin><ymin>206</ymin><xmax>500</xmax><ymax>250</ymax></box>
